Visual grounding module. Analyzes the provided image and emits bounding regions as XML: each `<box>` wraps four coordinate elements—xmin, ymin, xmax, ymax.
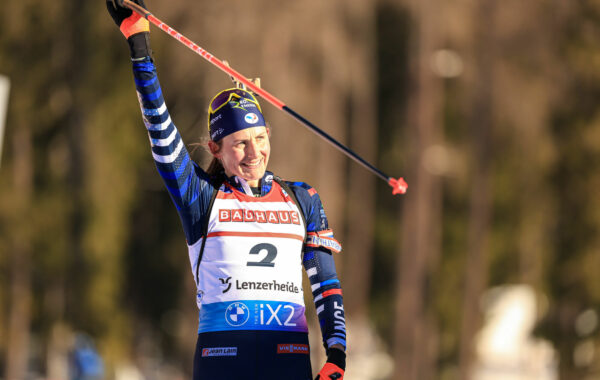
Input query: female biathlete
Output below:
<box><xmin>107</xmin><ymin>1</ymin><xmax>347</xmax><ymax>379</ymax></box>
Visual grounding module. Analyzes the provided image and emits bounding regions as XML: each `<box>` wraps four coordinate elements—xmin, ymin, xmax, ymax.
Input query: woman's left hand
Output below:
<box><xmin>315</xmin><ymin>347</ymin><xmax>345</xmax><ymax>380</ymax></box>
<box><xmin>315</xmin><ymin>363</ymin><xmax>344</xmax><ymax>380</ymax></box>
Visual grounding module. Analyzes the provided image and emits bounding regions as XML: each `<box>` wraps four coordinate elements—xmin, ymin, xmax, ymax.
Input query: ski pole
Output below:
<box><xmin>120</xmin><ymin>0</ymin><xmax>407</xmax><ymax>195</ymax></box>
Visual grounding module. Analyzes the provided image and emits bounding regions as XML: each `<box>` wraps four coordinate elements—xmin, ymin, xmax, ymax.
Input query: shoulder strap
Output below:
<box><xmin>195</xmin><ymin>182</ymin><xmax>220</xmax><ymax>285</ymax></box>
<box><xmin>273</xmin><ymin>176</ymin><xmax>307</xmax><ymax>231</ymax></box>
<box><xmin>274</xmin><ymin>176</ymin><xmax>308</xmax><ymax>261</ymax></box>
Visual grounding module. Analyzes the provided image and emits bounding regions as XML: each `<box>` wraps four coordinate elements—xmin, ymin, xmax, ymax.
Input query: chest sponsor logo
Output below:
<box><xmin>219</xmin><ymin>277</ymin><xmax>232</xmax><ymax>293</ymax></box>
<box><xmin>225</xmin><ymin>302</ymin><xmax>250</xmax><ymax>327</ymax></box>
<box><xmin>277</xmin><ymin>343</ymin><xmax>309</xmax><ymax>354</ymax></box>
<box><xmin>256</xmin><ymin>303</ymin><xmax>298</xmax><ymax>327</ymax></box>
<box><xmin>201</xmin><ymin>347</ymin><xmax>238</xmax><ymax>357</ymax></box>
<box><xmin>219</xmin><ymin>209</ymin><xmax>301</xmax><ymax>225</ymax></box>
<box><xmin>236</xmin><ymin>279</ymin><xmax>300</xmax><ymax>294</ymax></box>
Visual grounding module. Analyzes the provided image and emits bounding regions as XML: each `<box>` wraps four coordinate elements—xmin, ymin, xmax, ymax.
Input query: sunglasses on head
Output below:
<box><xmin>208</xmin><ymin>88</ymin><xmax>262</xmax><ymax>115</ymax></box>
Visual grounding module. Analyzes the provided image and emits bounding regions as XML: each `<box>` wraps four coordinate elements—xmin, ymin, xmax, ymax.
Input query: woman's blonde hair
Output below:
<box><xmin>198</xmin><ymin>137</ymin><xmax>224</xmax><ymax>178</ymax></box>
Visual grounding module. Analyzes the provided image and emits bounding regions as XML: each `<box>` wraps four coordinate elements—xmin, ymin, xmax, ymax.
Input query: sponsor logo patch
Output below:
<box><xmin>201</xmin><ymin>347</ymin><xmax>238</xmax><ymax>357</ymax></box>
<box><xmin>245</xmin><ymin>112</ymin><xmax>259</xmax><ymax>124</ymax></box>
<box><xmin>306</xmin><ymin>231</ymin><xmax>342</xmax><ymax>253</ymax></box>
<box><xmin>236</xmin><ymin>279</ymin><xmax>300</xmax><ymax>293</ymax></box>
<box><xmin>218</xmin><ymin>209</ymin><xmax>300</xmax><ymax>225</ymax></box>
<box><xmin>277</xmin><ymin>344</ymin><xmax>309</xmax><ymax>354</ymax></box>
<box><xmin>239</xmin><ymin>99</ymin><xmax>257</xmax><ymax>108</ymax></box>
<box><xmin>225</xmin><ymin>302</ymin><xmax>250</xmax><ymax>327</ymax></box>
<box><xmin>219</xmin><ymin>277</ymin><xmax>232</xmax><ymax>293</ymax></box>
<box><xmin>210</xmin><ymin>114</ymin><xmax>222</xmax><ymax>125</ymax></box>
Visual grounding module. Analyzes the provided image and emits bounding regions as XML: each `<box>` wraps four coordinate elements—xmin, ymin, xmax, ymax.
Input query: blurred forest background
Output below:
<box><xmin>1</xmin><ymin>0</ymin><xmax>600</xmax><ymax>379</ymax></box>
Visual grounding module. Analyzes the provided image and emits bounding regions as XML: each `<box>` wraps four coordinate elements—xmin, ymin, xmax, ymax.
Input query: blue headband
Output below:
<box><xmin>208</xmin><ymin>89</ymin><xmax>266</xmax><ymax>142</ymax></box>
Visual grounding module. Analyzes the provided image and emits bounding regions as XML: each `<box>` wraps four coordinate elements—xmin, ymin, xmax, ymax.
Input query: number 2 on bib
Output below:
<box><xmin>247</xmin><ymin>243</ymin><xmax>277</xmax><ymax>267</ymax></box>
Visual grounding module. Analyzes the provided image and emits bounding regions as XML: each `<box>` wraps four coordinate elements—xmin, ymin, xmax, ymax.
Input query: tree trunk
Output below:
<box><xmin>343</xmin><ymin>0</ymin><xmax>377</xmax><ymax>324</ymax></box>
<box><xmin>458</xmin><ymin>0</ymin><xmax>495</xmax><ymax>378</ymax></box>
<box><xmin>394</xmin><ymin>0</ymin><xmax>442</xmax><ymax>378</ymax></box>
<box><xmin>317</xmin><ymin>0</ymin><xmax>348</xmax><ymax>235</ymax></box>
<box><xmin>5</xmin><ymin>124</ymin><xmax>33</xmax><ymax>380</ymax></box>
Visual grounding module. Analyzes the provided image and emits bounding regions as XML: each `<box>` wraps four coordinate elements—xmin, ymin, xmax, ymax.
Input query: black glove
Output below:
<box><xmin>106</xmin><ymin>0</ymin><xmax>147</xmax><ymax>32</ymax></box>
<box><xmin>315</xmin><ymin>348</ymin><xmax>346</xmax><ymax>380</ymax></box>
<box><xmin>106</xmin><ymin>0</ymin><xmax>151</xmax><ymax>58</ymax></box>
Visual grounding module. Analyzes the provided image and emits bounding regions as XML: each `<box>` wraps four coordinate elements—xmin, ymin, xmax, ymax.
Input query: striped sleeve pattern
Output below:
<box><xmin>304</xmin><ymin>249</ymin><xmax>347</xmax><ymax>349</ymax></box>
<box><xmin>131</xmin><ymin>57</ymin><xmax>211</xmax><ymax>245</ymax></box>
<box><xmin>289</xmin><ymin>182</ymin><xmax>346</xmax><ymax>349</ymax></box>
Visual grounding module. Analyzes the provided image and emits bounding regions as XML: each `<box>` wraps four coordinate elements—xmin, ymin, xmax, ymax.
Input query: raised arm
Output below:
<box><xmin>106</xmin><ymin>0</ymin><xmax>213</xmax><ymax>246</ymax></box>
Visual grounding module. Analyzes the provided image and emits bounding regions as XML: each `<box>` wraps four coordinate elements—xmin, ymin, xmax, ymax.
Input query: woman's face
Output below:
<box><xmin>211</xmin><ymin>126</ymin><xmax>271</xmax><ymax>187</ymax></box>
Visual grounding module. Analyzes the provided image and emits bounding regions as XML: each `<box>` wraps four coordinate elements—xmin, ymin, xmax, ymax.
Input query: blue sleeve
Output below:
<box><xmin>289</xmin><ymin>182</ymin><xmax>346</xmax><ymax>350</ymax></box>
<box><xmin>132</xmin><ymin>57</ymin><xmax>214</xmax><ymax>245</ymax></box>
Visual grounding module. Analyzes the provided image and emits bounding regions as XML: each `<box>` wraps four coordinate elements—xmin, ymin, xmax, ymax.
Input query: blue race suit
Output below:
<box><xmin>131</xmin><ymin>57</ymin><xmax>346</xmax><ymax>380</ymax></box>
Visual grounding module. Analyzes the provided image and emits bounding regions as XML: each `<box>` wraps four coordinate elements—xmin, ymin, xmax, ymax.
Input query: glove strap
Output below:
<box><xmin>120</xmin><ymin>13</ymin><xmax>149</xmax><ymax>39</ymax></box>
<box><xmin>127</xmin><ymin>32</ymin><xmax>152</xmax><ymax>59</ymax></box>
<box><xmin>326</xmin><ymin>348</ymin><xmax>346</xmax><ymax>371</ymax></box>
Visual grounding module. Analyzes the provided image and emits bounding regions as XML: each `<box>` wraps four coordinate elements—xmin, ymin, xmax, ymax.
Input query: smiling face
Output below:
<box><xmin>209</xmin><ymin>126</ymin><xmax>271</xmax><ymax>187</ymax></box>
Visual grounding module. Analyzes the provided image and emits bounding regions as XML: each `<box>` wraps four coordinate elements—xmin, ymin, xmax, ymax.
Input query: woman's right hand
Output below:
<box><xmin>106</xmin><ymin>0</ymin><xmax>149</xmax><ymax>39</ymax></box>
